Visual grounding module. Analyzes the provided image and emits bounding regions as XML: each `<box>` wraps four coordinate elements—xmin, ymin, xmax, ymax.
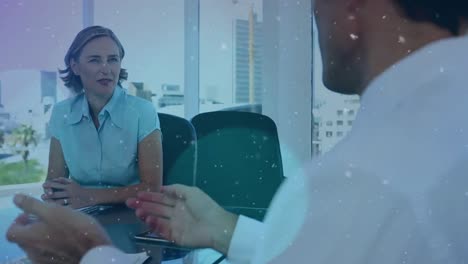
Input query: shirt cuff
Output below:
<box><xmin>80</xmin><ymin>246</ymin><xmax>130</xmax><ymax>264</ymax></box>
<box><xmin>227</xmin><ymin>215</ymin><xmax>265</xmax><ymax>264</ymax></box>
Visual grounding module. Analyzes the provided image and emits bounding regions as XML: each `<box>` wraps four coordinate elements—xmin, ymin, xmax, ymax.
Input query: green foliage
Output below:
<box><xmin>0</xmin><ymin>130</ymin><xmax>4</xmax><ymax>148</ymax></box>
<box><xmin>0</xmin><ymin>159</ymin><xmax>45</xmax><ymax>185</ymax></box>
<box><xmin>9</xmin><ymin>124</ymin><xmax>39</xmax><ymax>166</ymax></box>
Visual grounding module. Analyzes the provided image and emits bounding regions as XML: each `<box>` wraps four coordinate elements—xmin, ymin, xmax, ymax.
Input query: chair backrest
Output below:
<box><xmin>158</xmin><ymin>113</ymin><xmax>197</xmax><ymax>186</ymax></box>
<box><xmin>191</xmin><ymin>111</ymin><xmax>284</xmax><ymax>220</ymax></box>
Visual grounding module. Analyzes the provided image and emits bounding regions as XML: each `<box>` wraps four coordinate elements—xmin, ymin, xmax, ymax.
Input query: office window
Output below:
<box><xmin>0</xmin><ymin>1</ymin><xmax>82</xmax><ymax>189</ymax></box>
<box><xmin>348</xmin><ymin>109</ymin><xmax>355</xmax><ymax>116</ymax></box>
<box><xmin>199</xmin><ymin>0</ymin><xmax>263</xmax><ymax>114</ymax></box>
<box><xmin>326</xmin><ymin>121</ymin><xmax>333</xmax><ymax>126</ymax></box>
<box><xmin>337</xmin><ymin>120</ymin><xmax>344</xmax><ymax>126</ymax></box>
<box><xmin>337</xmin><ymin>131</ymin><xmax>344</xmax><ymax>137</ymax></box>
<box><xmin>337</xmin><ymin>110</ymin><xmax>343</xmax><ymax>116</ymax></box>
<box><xmin>95</xmin><ymin>0</ymin><xmax>185</xmax><ymax>117</ymax></box>
<box><xmin>348</xmin><ymin>120</ymin><xmax>353</xmax><ymax>126</ymax></box>
<box><xmin>326</xmin><ymin>131</ymin><xmax>333</xmax><ymax>137</ymax></box>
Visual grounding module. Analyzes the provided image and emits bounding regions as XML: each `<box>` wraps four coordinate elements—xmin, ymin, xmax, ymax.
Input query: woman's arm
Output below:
<box><xmin>74</xmin><ymin>130</ymin><xmax>163</xmax><ymax>206</ymax></box>
<box><xmin>44</xmin><ymin>131</ymin><xmax>164</xmax><ymax>208</ymax></box>
<box><xmin>42</xmin><ymin>137</ymin><xmax>69</xmax><ymax>200</ymax></box>
<box><xmin>46</xmin><ymin>137</ymin><xmax>69</xmax><ymax>180</ymax></box>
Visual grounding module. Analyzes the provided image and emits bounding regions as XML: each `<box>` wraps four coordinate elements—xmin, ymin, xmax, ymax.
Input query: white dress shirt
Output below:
<box><xmin>80</xmin><ymin>246</ymin><xmax>133</xmax><ymax>263</ymax></box>
<box><xmin>250</xmin><ymin>35</ymin><xmax>468</xmax><ymax>263</ymax></box>
<box><xmin>82</xmin><ymin>35</ymin><xmax>468</xmax><ymax>263</ymax></box>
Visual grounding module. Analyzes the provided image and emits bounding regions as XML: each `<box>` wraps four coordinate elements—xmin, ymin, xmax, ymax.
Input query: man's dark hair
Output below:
<box><xmin>397</xmin><ymin>0</ymin><xmax>468</xmax><ymax>35</ymax></box>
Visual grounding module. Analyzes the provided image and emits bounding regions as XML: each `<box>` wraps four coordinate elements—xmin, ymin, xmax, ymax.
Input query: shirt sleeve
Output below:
<box><xmin>265</xmin><ymin>163</ymin><xmax>416</xmax><ymax>264</ymax></box>
<box><xmin>138</xmin><ymin>102</ymin><xmax>161</xmax><ymax>142</ymax></box>
<box><xmin>80</xmin><ymin>246</ymin><xmax>131</xmax><ymax>264</ymax></box>
<box><xmin>227</xmin><ymin>215</ymin><xmax>265</xmax><ymax>264</ymax></box>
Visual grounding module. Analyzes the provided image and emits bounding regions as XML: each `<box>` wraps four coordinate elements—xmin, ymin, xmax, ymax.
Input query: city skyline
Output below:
<box><xmin>0</xmin><ymin>0</ymin><xmax>263</xmax><ymax>108</ymax></box>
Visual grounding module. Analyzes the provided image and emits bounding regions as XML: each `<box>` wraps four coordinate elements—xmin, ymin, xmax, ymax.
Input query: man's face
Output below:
<box><xmin>314</xmin><ymin>0</ymin><xmax>365</xmax><ymax>95</ymax></box>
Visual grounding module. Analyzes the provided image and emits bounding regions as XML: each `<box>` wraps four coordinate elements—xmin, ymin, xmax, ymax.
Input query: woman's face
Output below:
<box><xmin>71</xmin><ymin>36</ymin><xmax>122</xmax><ymax>97</ymax></box>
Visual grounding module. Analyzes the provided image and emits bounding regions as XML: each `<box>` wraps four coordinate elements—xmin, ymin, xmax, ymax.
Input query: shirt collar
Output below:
<box><xmin>66</xmin><ymin>86</ymin><xmax>126</xmax><ymax>127</ymax></box>
<box><xmin>100</xmin><ymin>86</ymin><xmax>125</xmax><ymax>128</ymax></box>
<box><xmin>354</xmin><ymin>35</ymin><xmax>468</xmax><ymax>127</ymax></box>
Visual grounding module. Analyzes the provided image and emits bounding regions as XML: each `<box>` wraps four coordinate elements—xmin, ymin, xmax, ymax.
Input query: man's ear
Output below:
<box><xmin>70</xmin><ymin>58</ymin><xmax>79</xmax><ymax>76</ymax></box>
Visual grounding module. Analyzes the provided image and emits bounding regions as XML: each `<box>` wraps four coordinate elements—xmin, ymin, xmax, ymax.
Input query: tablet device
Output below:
<box><xmin>134</xmin><ymin>231</ymin><xmax>176</xmax><ymax>246</ymax></box>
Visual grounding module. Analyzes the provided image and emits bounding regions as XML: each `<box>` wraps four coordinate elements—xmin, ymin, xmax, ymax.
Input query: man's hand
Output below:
<box><xmin>6</xmin><ymin>194</ymin><xmax>112</xmax><ymax>264</ymax></box>
<box><xmin>126</xmin><ymin>184</ymin><xmax>239</xmax><ymax>254</ymax></box>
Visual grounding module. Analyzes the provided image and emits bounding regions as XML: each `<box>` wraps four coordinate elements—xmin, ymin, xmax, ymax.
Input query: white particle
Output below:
<box><xmin>382</xmin><ymin>179</ymin><xmax>390</xmax><ymax>185</ymax></box>
<box><xmin>119</xmin><ymin>140</ymin><xmax>123</xmax><ymax>144</ymax></box>
<box><xmin>398</xmin><ymin>35</ymin><xmax>406</xmax><ymax>44</ymax></box>
<box><xmin>220</xmin><ymin>43</ymin><xmax>228</xmax><ymax>50</ymax></box>
<box><xmin>345</xmin><ymin>170</ymin><xmax>352</xmax><ymax>178</ymax></box>
<box><xmin>464</xmin><ymin>191</ymin><xmax>468</xmax><ymax>196</ymax></box>
<box><xmin>348</xmin><ymin>15</ymin><xmax>355</xmax><ymax>20</ymax></box>
<box><xmin>382</xmin><ymin>15</ymin><xmax>387</xmax><ymax>19</ymax></box>
<box><xmin>440</xmin><ymin>67</ymin><xmax>445</xmax><ymax>73</ymax></box>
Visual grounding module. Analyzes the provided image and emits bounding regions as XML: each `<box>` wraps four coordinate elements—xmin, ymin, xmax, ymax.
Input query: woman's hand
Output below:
<box><xmin>41</xmin><ymin>177</ymin><xmax>93</xmax><ymax>209</ymax></box>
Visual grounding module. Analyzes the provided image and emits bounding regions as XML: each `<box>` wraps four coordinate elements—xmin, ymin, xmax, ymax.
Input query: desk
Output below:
<box><xmin>95</xmin><ymin>205</ymin><xmax>190</xmax><ymax>263</ymax></box>
<box><xmin>0</xmin><ymin>204</ymin><xmax>191</xmax><ymax>264</ymax></box>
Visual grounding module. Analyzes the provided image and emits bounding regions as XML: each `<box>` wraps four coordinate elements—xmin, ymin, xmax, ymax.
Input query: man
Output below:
<box><xmin>7</xmin><ymin>0</ymin><xmax>468</xmax><ymax>263</ymax></box>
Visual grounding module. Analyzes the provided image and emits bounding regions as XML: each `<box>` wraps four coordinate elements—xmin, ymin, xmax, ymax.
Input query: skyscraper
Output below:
<box><xmin>233</xmin><ymin>6</ymin><xmax>263</xmax><ymax>104</ymax></box>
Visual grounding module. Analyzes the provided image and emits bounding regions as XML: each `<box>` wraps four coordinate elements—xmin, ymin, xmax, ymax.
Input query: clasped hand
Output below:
<box><xmin>42</xmin><ymin>177</ymin><xmax>91</xmax><ymax>209</ymax></box>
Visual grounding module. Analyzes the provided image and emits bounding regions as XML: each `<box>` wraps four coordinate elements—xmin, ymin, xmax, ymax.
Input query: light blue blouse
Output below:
<box><xmin>48</xmin><ymin>86</ymin><xmax>160</xmax><ymax>188</ymax></box>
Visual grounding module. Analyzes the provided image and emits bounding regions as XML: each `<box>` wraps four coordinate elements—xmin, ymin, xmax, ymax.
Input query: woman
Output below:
<box><xmin>41</xmin><ymin>26</ymin><xmax>163</xmax><ymax>209</ymax></box>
